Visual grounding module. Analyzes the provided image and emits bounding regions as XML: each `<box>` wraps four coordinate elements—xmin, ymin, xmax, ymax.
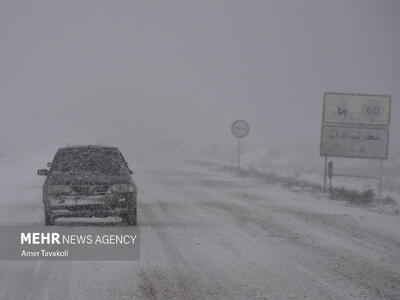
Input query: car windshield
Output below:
<box><xmin>51</xmin><ymin>148</ymin><xmax>128</xmax><ymax>175</ymax></box>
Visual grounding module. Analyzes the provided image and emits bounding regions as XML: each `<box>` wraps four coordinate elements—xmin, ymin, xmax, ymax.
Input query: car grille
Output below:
<box><xmin>74</xmin><ymin>186</ymin><xmax>108</xmax><ymax>195</ymax></box>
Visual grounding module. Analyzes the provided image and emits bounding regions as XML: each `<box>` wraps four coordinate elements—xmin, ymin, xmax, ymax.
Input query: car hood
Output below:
<box><xmin>47</xmin><ymin>173</ymin><xmax>132</xmax><ymax>187</ymax></box>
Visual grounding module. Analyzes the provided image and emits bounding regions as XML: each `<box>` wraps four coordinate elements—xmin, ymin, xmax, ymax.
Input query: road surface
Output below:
<box><xmin>0</xmin><ymin>161</ymin><xmax>399</xmax><ymax>299</ymax></box>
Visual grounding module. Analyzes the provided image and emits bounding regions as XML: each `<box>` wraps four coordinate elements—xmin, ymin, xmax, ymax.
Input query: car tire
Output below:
<box><xmin>122</xmin><ymin>197</ymin><xmax>137</xmax><ymax>226</ymax></box>
<box><xmin>44</xmin><ymin>209</ymin><xmax>55</xmax><ymax>226</ymax></box>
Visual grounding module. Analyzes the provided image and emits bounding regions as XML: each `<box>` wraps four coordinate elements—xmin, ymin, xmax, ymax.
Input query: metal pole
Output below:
<box><xmin>237</xmin><ymin>138</ymin><xmax>241</xmax><ymax>172</ymax></box>
<box><xmin>323</xmin><ymin>156</ymin><xmax>327</xmax><ymax>192</ymax></box>
<box><xmin>378</xmin><ymin>159</ymin><xmax>383</xmax><ymax>201</ymax></box>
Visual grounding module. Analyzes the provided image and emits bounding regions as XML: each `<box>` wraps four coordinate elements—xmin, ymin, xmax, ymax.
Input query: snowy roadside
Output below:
<box><xmin>187</xmin><ymin>159</ymin><xmax>400</xmax><ymax>216</ymax></box>
<box><xmin>193</xmin><ymin>143</ymin><xmax>400</xmax><ymax>195</ymax></box>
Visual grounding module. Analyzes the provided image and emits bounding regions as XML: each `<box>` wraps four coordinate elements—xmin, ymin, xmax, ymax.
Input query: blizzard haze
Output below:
<box><xmin>0</xmin><ymin>0</ymin><xmax>399</xmax><ymax>153</ymax></box>
<box><xmin>1</xmin><ymin>2</ymin><xmax>400</xmax><ymax>299</ymax></box>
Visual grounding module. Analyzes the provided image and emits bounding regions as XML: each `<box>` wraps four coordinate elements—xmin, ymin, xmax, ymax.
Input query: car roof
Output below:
<box><xmin>58</xmin><ymin>145</ymin><xmax>119</xmax><ymax>151</ymax></box>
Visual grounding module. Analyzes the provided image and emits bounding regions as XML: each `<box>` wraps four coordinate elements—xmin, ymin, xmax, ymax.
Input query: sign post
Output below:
<box><xmin>320</xmin><ymin>92</ymin><xmax>391</xmax><ymax>200</ymax></box>
<box><xmin>231</xmin><ymin>120</ymin><xmax>249</xmax><ymax>172</ymax></box>
<box><xmin>328</xmin><ymin>161</ymin><xmax>333</xmax><ymax>191</ymax></box>
<box><xmin>323</xmin><ymin>156</ymin><xmax>327</xmax><ymax>192</ymax></box>
<box><xmin>237</xmin><ymin>137</ymin><xmax>241</xmax><ymax>171</ymax></box>
<box><xmin>378</xmin><ymin>159</ymin><xmax>383</xmax><ymax>201</ymax></box>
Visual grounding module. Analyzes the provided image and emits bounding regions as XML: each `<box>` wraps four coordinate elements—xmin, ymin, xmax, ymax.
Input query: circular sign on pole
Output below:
<box><xmin>231</xmin><ymin>120</ymin><xmax>249</xmax><ymax>138</ymax></box>
<box><xmin>231</xmin><ymin>120</ymin><xmax>249</xmax><ymax>172</ymax></box>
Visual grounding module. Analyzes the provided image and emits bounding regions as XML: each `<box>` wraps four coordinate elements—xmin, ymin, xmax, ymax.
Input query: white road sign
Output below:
<box><xmin>323</xmin><ymin>93</ymin><xmax>390</xmax><ymax>126</ymax></box>
<box><xmin>231</xmin><ymin>120</ymin><xmax>249</xmax><ymax>138</ymax></box>
<box><xmin>321</xmin><ymin>92</ymin><xmax>391</xmax><ymax>159</ymax></box>
<box><xmin>320</xmin><ymin>125</ymin><xmax>389</xmax><ymax>159</ymax></box>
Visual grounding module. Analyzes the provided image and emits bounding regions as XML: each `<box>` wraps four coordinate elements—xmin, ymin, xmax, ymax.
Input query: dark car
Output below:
<box><xmin>37</xmin><ymin>145</ymin><xmax>137</xmax><ymax>225</ymax></box>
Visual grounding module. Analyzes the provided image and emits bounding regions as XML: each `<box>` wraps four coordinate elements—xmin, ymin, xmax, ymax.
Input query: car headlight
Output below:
<box><xmin>47</xmin><ymin>185</ymin><xmax>73</xmax><ymax>194</ymax></box>
<box><xmin>109</xmin><ymin>184</ymin><xmax>135</xmax><ymax>193</ymax></box>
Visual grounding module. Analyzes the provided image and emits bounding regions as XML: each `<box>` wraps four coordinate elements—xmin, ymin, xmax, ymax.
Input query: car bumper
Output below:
<box><xmin>47</xmin><ymin>194</ymin><xmax>134</xmax><ymax>218</ymax></box>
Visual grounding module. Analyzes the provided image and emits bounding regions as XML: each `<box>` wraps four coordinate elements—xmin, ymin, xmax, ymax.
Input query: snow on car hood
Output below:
<box><xmin>47</xmin><ymin>172</ymin><xmax>132</xmax><ymax>187</ymax></box>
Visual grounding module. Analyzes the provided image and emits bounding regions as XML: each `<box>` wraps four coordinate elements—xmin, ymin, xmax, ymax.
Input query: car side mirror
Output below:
<box><xmin>47</xmin><ymin>162</ymin><xmax>52</xmax><ymax>168</ymax></box>
<box><xmin>37</xmin><ymin>169</ymin><xmax>49</xmax><ymax>176</ymax></box>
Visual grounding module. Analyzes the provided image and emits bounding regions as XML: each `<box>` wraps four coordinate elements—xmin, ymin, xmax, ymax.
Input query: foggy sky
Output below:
<box><xmin>1</xmin><ymin>0</ymin><xmax>399</xmax><ymax>154</ymax></box>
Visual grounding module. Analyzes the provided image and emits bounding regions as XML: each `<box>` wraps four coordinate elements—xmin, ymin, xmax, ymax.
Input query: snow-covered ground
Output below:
<box><xmin>0</xmin><ymin>145</ymin><xmax>399</xmax><ymax>299</ymax></box>
<box><xmin>195</xmin><ymin>142</ymin><xmax>400</xmax><ymax>204</ymax></box>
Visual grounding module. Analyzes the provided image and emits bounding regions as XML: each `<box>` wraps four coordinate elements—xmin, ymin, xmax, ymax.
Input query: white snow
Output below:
<box><xmin>0</xmin><ymin>146</ymin><xmax>399</xmax><ymax>299</ymax></box>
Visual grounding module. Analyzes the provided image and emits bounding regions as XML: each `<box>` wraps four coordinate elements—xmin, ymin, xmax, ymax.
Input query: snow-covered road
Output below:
<box><xmin>0</xmin><ymin>162</ymin><xmax>399</xmax><ymax>299</ymax></box>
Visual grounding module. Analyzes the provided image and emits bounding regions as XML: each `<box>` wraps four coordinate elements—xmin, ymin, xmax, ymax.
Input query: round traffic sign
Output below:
<box><xmin>231</xmin><ymin>120</ymin><xmax>249</xmax><ymax>138</ymax></box>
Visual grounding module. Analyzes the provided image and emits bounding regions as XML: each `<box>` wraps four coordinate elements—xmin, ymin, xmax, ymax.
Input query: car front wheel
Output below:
<box><xmin>122</xmin><ymin>197</ymin><xmax>137</xmax><ymax>225</ymax></box>
<box><xmin>44</xmin><ymin>208</ymin><xmax>55</xmax><ymax>226</ymax></box>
